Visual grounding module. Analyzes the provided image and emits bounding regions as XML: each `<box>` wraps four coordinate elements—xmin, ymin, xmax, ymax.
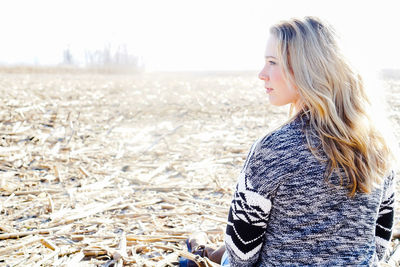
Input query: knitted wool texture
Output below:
<box><xmin>225</xmin><ymin>115</ymin><xmax>395</xmax><ymax>266</ymax></box>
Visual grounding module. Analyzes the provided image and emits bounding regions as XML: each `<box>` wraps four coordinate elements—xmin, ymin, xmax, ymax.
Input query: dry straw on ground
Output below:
<box><xmin>0</xmin><ymin>68</ymin><xmax>399</xmax><ymax>266</ymax></box>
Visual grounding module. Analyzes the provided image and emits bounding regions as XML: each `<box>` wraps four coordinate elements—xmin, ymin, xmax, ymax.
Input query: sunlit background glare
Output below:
<box><xmin>0</xmin><ymin>0</ymin><xmax>399</xmax><ymax>74</ymax></box>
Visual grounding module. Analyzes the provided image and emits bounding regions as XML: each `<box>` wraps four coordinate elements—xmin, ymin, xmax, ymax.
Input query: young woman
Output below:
<box><xmin>181</xmin><ymin>16</ymin><xmax>396</xmax><ymax>266</ymax></box>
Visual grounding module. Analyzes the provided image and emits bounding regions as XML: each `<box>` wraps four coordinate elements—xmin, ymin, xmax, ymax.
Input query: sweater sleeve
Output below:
<box><xmin>225</xmin><ymin>136</ymin><xmax>295</xmax><ymax>266</ymax></box>
<box><xmin>375</xmin><ymin>171</ymin><xmax>395</xmax><ymax>261</ymax></box>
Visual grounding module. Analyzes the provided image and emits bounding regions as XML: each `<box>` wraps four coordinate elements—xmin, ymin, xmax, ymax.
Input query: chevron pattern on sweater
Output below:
<box><xmin>225</xmin><ymin>169</ymin><xmax>271</xmax><ymax>261</ymax></box>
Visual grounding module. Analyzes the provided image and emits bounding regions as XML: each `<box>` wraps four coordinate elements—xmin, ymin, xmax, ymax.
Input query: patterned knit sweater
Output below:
<box><xmin>225</xmin><ymin>115</ymin><xmax>395</xmax><ymax>266</ymax></box>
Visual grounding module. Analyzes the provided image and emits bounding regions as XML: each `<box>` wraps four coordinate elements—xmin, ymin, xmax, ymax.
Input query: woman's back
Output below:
<box><xmin>225</xmin><ymin>115</ymin><xmax>394</xmax><ymax>266</ymax></box>
<box><xmin>248</xmin><ymin>116</ymin><xmax>394</xmax><ymax>266</ymax></box>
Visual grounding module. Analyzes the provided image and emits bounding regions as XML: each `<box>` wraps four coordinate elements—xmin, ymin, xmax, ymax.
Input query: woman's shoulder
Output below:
<box><xmin>247</xmin><ymin>116</ymin><xmax>310</xmax><ymax>172</ymax></box>
<box><xmin>244</xmin><ymin>117</ymin><xmax>311</xmax><ymax>193</ymax></box>
<box><xmin>259</xmin><ymin>115</ymin><xmax>308</xmax><ymax>151</ymax></box>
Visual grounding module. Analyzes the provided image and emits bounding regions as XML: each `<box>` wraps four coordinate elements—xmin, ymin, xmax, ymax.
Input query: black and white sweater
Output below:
<box><xmin>225</xmin><ymin>115</ymin><xmax>395</xmax><ymax>266</ymax></box>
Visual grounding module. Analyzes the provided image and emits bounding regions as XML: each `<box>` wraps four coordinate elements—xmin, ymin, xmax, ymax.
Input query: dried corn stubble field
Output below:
<box><xmin>0</xmin><ymin>68</ymin><xmax>399</xmax><ymax>266</ymax></box>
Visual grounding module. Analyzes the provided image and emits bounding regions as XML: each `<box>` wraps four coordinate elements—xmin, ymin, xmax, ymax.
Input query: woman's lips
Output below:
<box><xmin>266</xmin><ymin>87</ymin><xmax>273</xmax><ymax>93</ymax></box>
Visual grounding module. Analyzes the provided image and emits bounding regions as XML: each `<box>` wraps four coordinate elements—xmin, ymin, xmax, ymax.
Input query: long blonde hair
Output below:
<box><xmin>270</xmin><ymin>16</ymin><xmax>394</xmax><ymax>196</ymax></box>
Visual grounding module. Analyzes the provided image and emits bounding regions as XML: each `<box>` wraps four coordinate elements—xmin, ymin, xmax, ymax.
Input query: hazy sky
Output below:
<box><xmin>0</xmin><ymin>0</ymin><xmax>399</xmax><ymax>72</ymax></box>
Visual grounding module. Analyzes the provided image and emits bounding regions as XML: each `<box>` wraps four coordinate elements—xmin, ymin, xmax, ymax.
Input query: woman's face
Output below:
<box><xmin>258</xmin><ymin>35</ymin><xmax>301</xmax><ymax>111</ymax></box>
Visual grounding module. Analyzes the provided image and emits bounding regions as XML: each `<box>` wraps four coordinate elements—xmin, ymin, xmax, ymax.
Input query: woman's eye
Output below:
<box><xmin>268</xmin><ymin>61</ymin><xmax>276</xmax><ymax>65</ymax></box>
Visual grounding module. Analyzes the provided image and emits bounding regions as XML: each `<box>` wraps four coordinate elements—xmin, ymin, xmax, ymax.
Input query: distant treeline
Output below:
<box><xmin>63</xmin><ymin>44</ymin><xmax>145</xmax><ymax>72</ymax></box>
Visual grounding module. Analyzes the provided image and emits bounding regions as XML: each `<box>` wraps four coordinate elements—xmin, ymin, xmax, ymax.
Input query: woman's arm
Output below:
<box><xmin>225</xmin><ymin>173</ymin><xmax>272</xmax><ymax>266</ymax></box>
<box><xmin>224</xmin><ymin>135</ymin><xmax>296</xmax><ymax>266</ymax></box>
<box><xmin>375</xmin><ymin>171</ymin><xmax>395</xmax><ymax>261</ymax></box>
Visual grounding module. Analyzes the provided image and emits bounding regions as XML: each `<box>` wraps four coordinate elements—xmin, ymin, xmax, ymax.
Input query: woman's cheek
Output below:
<box><xmin>271</xmin><ymin>69</ymin><xmax>284</xmax><ymax>84</ymax></box>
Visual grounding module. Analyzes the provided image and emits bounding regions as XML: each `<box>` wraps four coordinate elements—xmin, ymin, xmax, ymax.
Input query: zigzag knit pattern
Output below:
<box><xmin>224</xmin><ymin>115</ymin><xmax>395</xmax><ymax>267</ymax></box>
<box><xmin>225</xmin><ymin>170</ymin><xmax>272</xmax><ymax>260</ymax></box>
<box><xmin>375</xmin><ymin>172</ymin><xmax>395</xmax><ymax>258</ymax></box>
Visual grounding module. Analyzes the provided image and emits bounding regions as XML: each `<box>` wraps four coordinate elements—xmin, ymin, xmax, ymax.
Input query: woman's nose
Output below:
<box><xmin>258</xmin><ymin>70</ymin><xmax>268</xmax><ymax>81</ymax></box>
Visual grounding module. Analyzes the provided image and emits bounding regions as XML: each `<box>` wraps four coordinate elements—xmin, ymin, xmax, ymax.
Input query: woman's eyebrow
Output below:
<box><xmin>265</xmin><ymin>56</ymin><xmax>277</xmax><ymax>59</ymax></box>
